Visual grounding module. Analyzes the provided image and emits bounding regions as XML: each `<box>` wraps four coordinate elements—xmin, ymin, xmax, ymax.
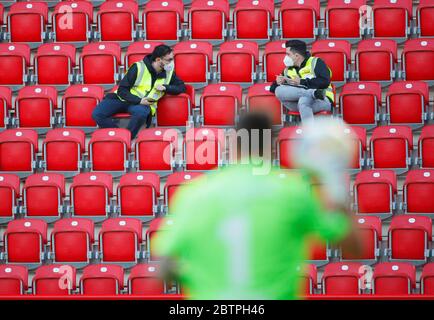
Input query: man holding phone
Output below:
<box><xmin>92</xmin><ymin>45</ymin><xmax>186</xmax><ymax>139</ymax></box>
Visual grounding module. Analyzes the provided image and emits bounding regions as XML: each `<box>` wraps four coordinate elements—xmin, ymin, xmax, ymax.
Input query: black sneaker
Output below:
<box><xmin>313</xmin><ymin>89</ymin><xmax>326</xmax><ymax>100</ymax></box>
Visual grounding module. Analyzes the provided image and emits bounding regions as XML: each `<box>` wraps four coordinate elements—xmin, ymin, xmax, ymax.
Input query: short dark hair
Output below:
<box><xmin>285</xmin><ymin>40</ymin><xmax>307</xmax><ymax>57</ymax></box>
<box><xmin>151</xmin><ymin>45</ymin><xmax>173</xmax><ymax>61</ymax></box>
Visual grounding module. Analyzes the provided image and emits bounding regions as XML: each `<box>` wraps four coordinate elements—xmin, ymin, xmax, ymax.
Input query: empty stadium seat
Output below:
<box><xmin>125</xmin><ymin>41</ymin><xmax>164</xmax><ymax>67</ymax></box>
<box><xmin>4</xmin><ymin>219</ymin><xmax>47</xmax><ymax>264</ymax></box>
<box><xmin>276</xmin><ymin>126</ymin><xmax>303</xmax><ymax>169</ymax></box>
<box><xmin>80</xmin><ymin>264</ymin><xmax>124</xmax><ymax>295</ymax></box>
<box><xmin>386</xmin><ymin>81</ymin><xmax>429</xmax><ymax>126</ymax></box>
<box><xmin>128</xmin><ymin>263</ymin><xmax>165</xmax><ymax>295</ymax></box>
<box><xmin>156</xmin><ymin>84</ymin><xmax>195</xmax><ymax>127</ymax></box>
<box><xmin>200</xmin><ymin>84</ymin><xmax>242</xmax><ymax>126</ymax></box>
<box><xmin>62</xmin><ymin>85</ymin><xmax>104</xmax><ymax>128</ymax></box>
<box><xmin>369</xmin><ymin>125</ymin><xmax>413</xmax><ymax>171</ymax></box>
<box><xmin>188</xmin><ymin>0</ymin><xmax>229</xmax><ymax>41</ymax></box>
<box><xmin>0</xmin><ymin>173</ymin><xmax>20</xmax><ymax>219</ymax></box>
<box><xmin>246</xmin><ymin>83</ymin><xmax>283</xmax><ymax>127</ymax></box>
<box><xmin>135</xmin><ymin>128</ymin><xmax>179</xmax><ymax>172</ymax></box>
<box><xmin>7</xmin><ymin>2</ymin><xmax>48</xmax><ymax>44</ymax></box>
<box><xmin>80</xmin><ymin>42</ymin><xmax>121</xmax><ymax>85</ymax></box>
<box><xmin>33</xmin><ymin>265</ymin><xmax>76</xmax><ymax>295</ymax></box>
<box><xmin>173</xmin><ymin>41</ymin><xmax>212</xmax><ymax>85</ymax></box>
<box><xmin>52</xmin><ymin>1</ymin><xmax>93</xmax><ymax>43</ymax></box>
<box><xmin>340</xmin><ymin>82</ymin><xmax>382</xmax><ymax>128</ymax></box>
<box><xmin>418</xmin><ymin>125</ymin><xmax>434</xmax><ymax>168</ymax></box>
<box><xmin>417</xmin><ymin>0</ymin><xmax>434</xmax><ymax>37</ymax></box>
<box><xmin>51</xmin><ymin>218</ymin><xmax>94</xmax><ymax>264</ymax></box>
<box><xmin>308</xmin><ymin>239</ymin><xmax>329</xmax><ymax>263</ymax></box>
<box><xmin>0</xmin><ymin>86</ymin><xmax>12</xmax><ymax>128</ymax></box>
<box><xmin>278</xmin><ymin>0</ymin><xmax>319</xmax><ymax>41</ymax></box>
<box><xmin>372</xmin><ymin>0</ymin><xmax>412</xmax><ymax>40</ymax></box>
<box><xmin>311</xmin><ymin>40</ymin><xmax>351</xmax><ymax>85</ymax></box>
<box><xmin>184</xmin><ymin>127</ymin><xmax>226</xmax><ymax>170</ymax></box>
<box><xmin>0</xmin><ymin>265</ymin><xmax>28</xmax><ymax>295</ymax></box>
<box><xmin>117</xmin><ymin>173</ymin><xmax>160</xmax><ymax>217</ymax></box>
<box><xmin>164</xmin><ymin>172</ymin><xmax>205</xmax><ymax>209</ymax></box>
<box><xmin>355</xmin><ymin>39</ymin><xmax>397</xmax><ymax>82</ymax></box>
<box><xmin>88</xmin><ymin>128</ymin><xmax>131</xmax><ymax>172</ymax></box>
<box><xmin>421</xmin><ymin>263</ymin><xmax>434</xmax><ymax>294</ymax></box>
<box><xmin>299</xmin><ymin>264</ymin><xmax>317</xmax><ymax>295</ymax></box>
<box><xmin>0</xmin><ymin>129</ymin><xmax>38</xmax><ymax>173</ymax></box>
<box><xmin>70</xmin><ymin>173</ymin><xmax>113</xmax><ymax>217</ymax></box>
<box><xmin>372</xmin><ymin>262</ymin><xmax>416</xmax><ymax>295</ymax></box>
<box><xmin>233</xmin><ymin>0</ymin><xmax>274</xmax><ymax>41</ymax></box>
<box><xmin>0</xmin><ymin>43</ymin><xmax>30</xmax><ymax>86</ymax></box>
<box><xmin>143</xmin><ymin>0</ymin><xmax>184</xmax><ymax>41</ymax></box>
<box><xmin>401</xmin><ymin>39</ymin><xmax>434</xmax><ymax>82</ymax></box>
<box><xmin>217</xmin><ymin>41</ymin><xmax>259</xmax><ymax>84</ymax></box>
<box><xmin>344</xmin><ymin>126</ymin><xmax>367</xmax><ymax>171</ymax></box>
<box><xmin>99</xmin><ymin>218</ymin><xmax>142</xmax><ymax>263</ymax></box>
<box><xmin>389</xmin><ymin>215</ymin><xmax>432</xmax><ymax>261</ymax></box>
<box><xmin>23</xmin><ymin>173</ymin><xmax>65</xmax><ymax>219</ymax></box>
<box><xmin>146</xmin><ymin>217</ymin><xmax>171</xmax><ymax>261</ymax></box>
<box><xmin>325</xmin><ymin>0</ymin><xmax>366</xmax><ymax>41</ymax></box>
<box><xmin>262</xmin><ymin>40</ymin><xmax>286</xmax><ymax>83</ymax></box>
<box><xmin>322</xmin><ymin>262</ymin><xmax>363</xmax><ymax>295</ymax></box>
<box><xmin>403</xmin><ymin>169</ymin><xmax>434</xmax><ymax>215</ymax></box>
<box><xmin>353</xmin><ymin>170</ymin><xmax>397</xmax><ymax>216</ymax></box>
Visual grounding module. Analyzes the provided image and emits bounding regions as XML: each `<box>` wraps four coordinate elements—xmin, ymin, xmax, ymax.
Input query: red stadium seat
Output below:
<box><xmin>217</xmin><ymin>41</ymin><xmax>259</xmax><ymax>84</ymax></box>
<box><xmin>403</xmin><ymin>169</ymin><xmax>434</xmax><ymax>215</ymax></box>
<box><xmin>372</xmin><ymin>0</ymin><xmax>412</xmax><ymax>39</ymax></box>
<box><xmin>70</xmin><ymin>173</ymin><xmax>113</xmax><ymax>218</ymax></box>
<box><xmin>308</xmin><ymin>239</ymin><xmax>329</xmax><ymax>263</ymax></box>
<box><xmin>146</xmin><ymin>217</ymin><xmax>170</xmax><ymax>261</ymax></box>
<box><xmin>97</xmin><ymin>0</ymin><xmax>139</xmax><ymax>42</ymax></box>
<box><xmin>4</xmin><ymin>219</ymin><xmax>47</xmax><ymax>264</ymax></box>
<box><xmin>276</xmin><ymin>126</ymin><xmax>303</xmax><ymax>169</ymax></box>
<box><xmin>342</xmin><ymin>126</ymin><xmax>367</xmax><ymax>171</ymax></box>
<box><xmin>353</xmin><ymin>170</ymin><xmax>397</xmax><ymax>216</ymax></box>
<box><xmin>322</xmin><ymin>262</ymin><xmax>363</xmax><ymax>295</ymax></box>
<box><xmin>417</xmin><ymin>0</ymin><xmax>434</xmax><ymax>37</ymax></box>
<box><xmin>135</xmin><ymin>128</ymin><xmax>179</xmax><ymax>172</ymax></box>
<box><xmin>200</xmin><ymin>84</ymin><xmax>242</xmax><ymax>126</ymax></box>
<box><xmin>0</xmin><ymin>3</ymin><xmax>3</xmax><ymax>25</ymax></box>
<box><xmin>418</xmin><ymin>125</ymin><xmax>434</xmax><ymax>168</ymax></box>
<box><xmin>88</xmin><ymin>128</ymin><xmax>131</xmax><ymax>172</ymax></box>
<box><xmin>117</xmin><ymin>173</ymin><xmax>160</xmax><ymax>217</ymax></box>
<box><xmin>262</xmin><ymin>40</ymin><xmax>286</xmax><ymax>83</ymax></box>
<box><xmin>355</xmin><ymin>39</ymin><xmax>397</xmax><ymax>82</ymax></box>
<box><xmin>15</xmin><ymin>86</ymin><xmax>58</xmax><ymax>129</ymax></box>
<box><xmin>0</xmin><ymin>173</ymin><xmax>20</xmax><ymax>219</ymax></box>
<box><xmin>7</xmin><ymin>2</ymin><xmax>48</xmax><ymax>44</ymax></box>
<box><xmin>173</xmin><ymin>41</ymin><xmax>212</xmax><ymax>86</ymax></box>
<box><xmin>125</xmin><ymin>41</ymin><xmax>164</xmax><ymax>67</ymax></box>
<box><xmin>80</xmin><ymin>264</ymin><xmax>124</xmax><ymax>295</ymax></box>
<box><xmin>0</xmin><ymin>43</ymin><xmax>30</xmax><ymax>86</ymax></box>
<box><xmin>402</xmin><ymin>39</ymin><xmax>434</xmax><ymax>82</ymax></box>
<box><xmin>279</xmin><ymin>0</ymin><xmax>319</xmax><ymax>41</ymax></box>
<box><xmin>389</xmin><ymin>215</ymin><xmax>432</xmax><ymax>261</ymax></box>
<box><xmin>184</xmin><ymin>127</ymin><xmax>226</xmax><ymax>170</ymax></box>
<box><xmin>99</xmin><ymin>218</ymin><xmax>142</xmax><ymax>263</ymax></box>
<box><xmin>33</xmin><ymin>265</ymin><xmax>77</xmax><ymax>295</ymax></box>
<box><xmin>386</xmin><ymin>81</ymin><xmax>429</xmax><ymax>127</ymax></box>
<box><xmin>80</xmin><ymin>42</ymin><xmax>121</xmax><ymax>86</ymax></box>
<box><xmin>421</xmin><ymin>263</ymin><xmax>434</xmax><ymax>294</ymax></box>
<box><xmin>372</xmin><ymin>262</ymin><xmax>416</xmax><ymax>295</ymax></box>
<box><xmin>52</xmin><ymin>1</ymin><xmax>93</xmax><ymax>43</ymax></box>
<box><xmin>246</xmin><ymin>83</ymin><xmax>283</xmax><ymax>127</ymax></box>
<box><xmin>23</xmin><ymin>173</ymin><xmax>65</xmax><ymax>219</ymax></box>
<box><xmin>0</xmin><ymin>86</ymin><xmax>12</xmax><ymax>129</ymax></box>
<box><xmin>62</xmin><ymin>85</ymin><xmax>104</xmax><ymax>128</ymax></box>
<box><xmin>51</xmin><ymin>218</ymin><xmax>94</xmax><ymax>264</ymax></box>
<box><xmin>233</xmin><ymin>0</ymin><xmax>274</xmax><ymax>41</ymax></box>
<box><xmin>325</xmin><ymin>0</ymin><xmax>366</xmax><ymax>41</ymax></box>
<box><xmin>299</xmin><ymin>264</ymin><xmax>317</xmax><ymax>295</ymax></box>
<box><xmin>0</xmin><ymin>129</ymin><xmax>38</xmax><ymax>173</ymax></box>
<box><xmin>156</xmin><ymin>84</ymin><xmax>194</xmax><ymax>127</ymax></box>
<box><xmin>128</xmin><ymin>264</ymin><xmax>165</xmax><ymax>295</ymax></box>
<box><xmin>340</xmin><ymin>82</ymin><xmax>382</xmax><ymax>128</ymax></box>
<box><xmin>311</xmin><ymin>40</ymin><xmax>351</xmax><ymax>85</ymax></box>
<box><xmin>0</xmin><ymin>265</ymin><xmax>28</xmax><ymax>295</ymax></box>
<box><xmin>188</xmin><ymin>0</ymin><xmax>229</xmax><ymax>41</ymax></box>
<box><xmin>164</xmin><ymin>172</ymin><xmax>205</xmax><ymax>209</ymax></box>
<box><xmin>341</xmin><ymin>216</ymin><xmax>381</xmax><ymax>261</ymax></box>
<box><xmin>34</xmin><ymin>43</ymin><xmax>76</xmax><ymax>86</ymax></box>
<box><xmin>143</xmin><ymin>0</ymin><xmax>184</xmax><ymax>41</ymax></box>
<box><xmin>369</xmin><ymin>125</ymin><xmax>413</xmax><ymax>171</ymax></box>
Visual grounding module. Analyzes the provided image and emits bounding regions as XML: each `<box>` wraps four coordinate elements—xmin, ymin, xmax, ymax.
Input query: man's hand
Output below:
<box><xmin>155</xmin><ymin>85</ymin><xmax>166</xmax><ymax>91</ymax></box>
<box><xmin>140</xmin><ymin>97</ymin><xmax>152</xmax><ymax>105</ymax></box>
<box><xmin>287</xmin><ymin>76</ymin><xmax>301</xmax><ymax>86</ymax></box>
<box><xmin>276</xmin><ymin>75</ymin><xmax>286</xmax><ymax>85</ymax></box>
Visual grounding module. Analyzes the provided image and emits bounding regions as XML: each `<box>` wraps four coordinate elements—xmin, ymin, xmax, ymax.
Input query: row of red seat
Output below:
<box><xmin>1</xmin><ymin>38</ymin><xmax>433</xmax><ymax>87</ymax></box>
<box><xmin>0</xmin><ymin>0</ymin><xmax>433</xmax><ymax>44</ymax></box>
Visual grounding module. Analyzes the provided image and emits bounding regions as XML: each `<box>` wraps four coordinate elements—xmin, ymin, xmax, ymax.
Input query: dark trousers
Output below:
<box><xmin>92</xmin><ymin>98</ymin><xmax>152</xmax><ymax>139</ymax></box>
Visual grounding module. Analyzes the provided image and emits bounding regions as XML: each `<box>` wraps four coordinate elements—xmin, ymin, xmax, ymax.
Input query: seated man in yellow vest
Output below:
<box><xmin>269</xmin><ymin>40</ymin><xmax>334</xmax><ymax>123</ymax></box>
<box><xmin>92</xmin><ymin>44</ymin><xmax>186</xmax><ymax>139</ymax></box>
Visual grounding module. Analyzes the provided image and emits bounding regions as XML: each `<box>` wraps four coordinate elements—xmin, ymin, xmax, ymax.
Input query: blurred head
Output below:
<box><xmin>151</xmin><ymin>45</ymin><xmax>174</xmax><ymax>73</ymax></box>
<box><xmin>284</xmin><ymin>40</ymin><xmax>308</xmax><ymax>67</ymax></box>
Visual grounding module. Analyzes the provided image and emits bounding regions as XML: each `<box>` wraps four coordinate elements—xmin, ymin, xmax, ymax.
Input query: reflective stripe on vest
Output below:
<box><xmin>285</xmin><ymin>57</ymin><xmax>334</xmax><ymax>103</ymax></box>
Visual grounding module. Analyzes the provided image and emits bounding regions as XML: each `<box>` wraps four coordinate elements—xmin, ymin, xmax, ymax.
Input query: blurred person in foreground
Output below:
<box><xmin>154</xmin><ymin>113</ymin><xmax>361</xmax><ymax>300</ymax></box>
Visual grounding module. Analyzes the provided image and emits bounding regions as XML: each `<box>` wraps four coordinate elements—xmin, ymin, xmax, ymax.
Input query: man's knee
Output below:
<box><xmin>130</xmin><ymin>106</ymin><xmax>150</xmax><ymax>121</ymax></box>
<box><xmin>92</xmin><ymin>104</ymin><xmax>105</xmax><ymax>122</ymax></box>
<box><xmin>274</xmin><ymin>86</ymin><xmax>288</xmax><ymax>101</ymax></box>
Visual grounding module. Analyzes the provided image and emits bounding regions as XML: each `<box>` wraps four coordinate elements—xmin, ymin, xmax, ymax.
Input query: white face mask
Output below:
<box><xmin>164</xmin><ymin>61</ymin><xmax>175</xmax><ymax>72</ymax></box>
<box><xmin>283</xmin><ymin>55</ymin><xmax>294</xmax><ymax>67</ymax></box>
